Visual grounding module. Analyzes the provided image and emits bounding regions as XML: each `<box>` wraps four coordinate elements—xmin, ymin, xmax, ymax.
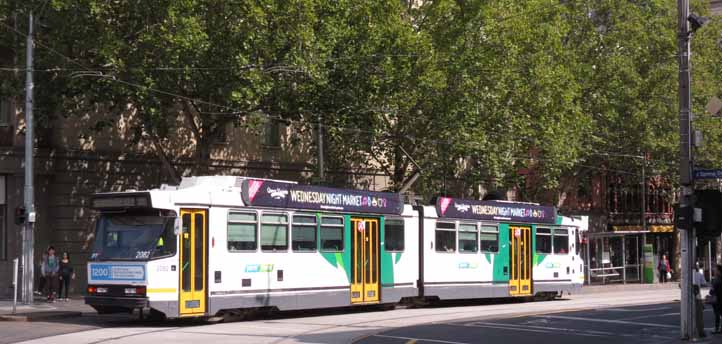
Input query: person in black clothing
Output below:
<box><xmin>58</xmin><ymin>252</ymin><xmax>74</xmax><ymax>301</ymax></box>
<box><xmin>712</xmin><ymin>264</ymin><xmax>722</xmax><ymax>334</ymax></box>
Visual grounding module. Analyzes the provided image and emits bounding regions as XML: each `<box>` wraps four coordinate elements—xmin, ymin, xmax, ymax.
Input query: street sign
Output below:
<box><xmin>693</xmin><ymin>169</ymin><xmax>722</xmax><ymax>179</ymax></box>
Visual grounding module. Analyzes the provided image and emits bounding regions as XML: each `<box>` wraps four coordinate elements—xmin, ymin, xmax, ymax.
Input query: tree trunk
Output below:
<box><xmin>147</xmin><ymin>133</ymin><xmax>180</xmax><ymax>184</ymax></box>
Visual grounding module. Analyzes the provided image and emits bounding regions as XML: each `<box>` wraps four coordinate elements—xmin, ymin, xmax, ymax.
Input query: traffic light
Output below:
<box><xmin>676</xmin><ymin>204</ymin><xmax>694</xmax><ymax>230</ymax></box>
<box><xmin>694</xmin><ymin>190</ymin><xmax>722</xmax><ymax>239</ymax></box>
<box><xmin>14</xmin><ymin>206</ymin><xmax>26</xmax><ymax>225</ymax></box>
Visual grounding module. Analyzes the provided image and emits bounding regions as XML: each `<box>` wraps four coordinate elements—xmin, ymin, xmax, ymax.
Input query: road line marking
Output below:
<box><xmin>461</xmin><ymin>321</ymin><xmax>613</xmax><ymax>336</ymax></box>
<box><xmin>536</xmin><ymin>315</ymin><xmax>678</xmax><ymax>328</ymax></box>
<box><xmin>453</xmin><ymin>323</ymin><xmax>606</xmax><ymax>337</ymax></box>
<box><xmin>620</xmin><ymin>312</ymin><xmax>680</xmax><ymax>321</ymax></box>
<box><xmin>603</xmin><ymin>306</ymin><xmax>672</xmax><ymax>313</ymax></box>
<box><xmin>372</xmin><ymin>334</ymin><xmax>471</xmax><ymax>344</ymax></box>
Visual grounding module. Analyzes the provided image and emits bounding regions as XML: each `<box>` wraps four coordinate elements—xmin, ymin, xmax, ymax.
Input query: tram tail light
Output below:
<box><xmin>87</xmin><ymin>286</ymin><xmax>108</xmax><ymax>294</ymax></box>
<box><xmin>124</xmin><ymin>287</ymin><xmax>146</xmax><ymax>295</ymax></box>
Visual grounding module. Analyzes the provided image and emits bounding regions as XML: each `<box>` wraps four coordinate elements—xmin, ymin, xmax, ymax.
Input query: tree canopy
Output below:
<box><xmin>2</xmin><ymin>0</ymin><xmax>722</xmax><ymax>204</ymax></box>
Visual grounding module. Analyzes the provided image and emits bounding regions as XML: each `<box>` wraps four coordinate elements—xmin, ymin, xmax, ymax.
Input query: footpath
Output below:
<box><xmin>0</xmin><ymin>295</ymin><xmax>91</xmax><ymax>321</ymax></box>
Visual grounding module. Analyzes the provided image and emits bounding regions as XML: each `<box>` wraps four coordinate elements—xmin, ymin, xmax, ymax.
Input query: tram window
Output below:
<box><xmin>480</xmin><ymin>225</ymin><xmax>499</xmax><ymax>252</ymax></box>
<box><xmin>385</xmin><ymin>219</ymin><xmax>405</xmax><ymax>251</ymax></box>
<box><xmin>435</xmin><ymin>221</ymin><xmax>456</xmax><ymax>253</ymax></box>
<box><xmin>458</xmin><ymin>223</ymin><xmax>478</xmax><ymax>253</ymax></box>
<box><xmin>320</xmin><ymin>216</ymin><xmax>344</xmax><ymax>251</ymax></box>
<box><xmin>261</xmin><ymin>213</ymin><xmax>288</xmax><ymax>251</ymax></box>
<box><xmin>152</xmin><ymin>217</ymin><xmax>177</xmax><ymax>258</ymax></box>
<box><xmin>292</xmin><ymin>214</ymin><xmax>317</xmax><ymax>252</ymax></box>
<box><xmin>536</xmin><ymin>227</ymin><xmax>552</xmax><ymax>254</ymax></box>
<box><xmin>228</xmin><ymin>211</ymin><xmax>257</xmax><ymax>251</ymax></box>
<box><xmin>553</xmin><ymin>229</ymin><xmax>569</xmax><ymax>254</ymax></box>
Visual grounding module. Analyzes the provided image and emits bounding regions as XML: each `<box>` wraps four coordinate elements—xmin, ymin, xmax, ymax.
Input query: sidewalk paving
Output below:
<box><xmin>579</xmin><ymin>281</ymin><xmax>679</xmax><ymax>294</ymax></box>
<box><xmin>0</xmin><ymin>296</ymin><xmax>92</xmax><ymax>321</ymax></box>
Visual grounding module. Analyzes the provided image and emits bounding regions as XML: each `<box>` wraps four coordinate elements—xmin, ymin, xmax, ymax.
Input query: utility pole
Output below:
<box><xmin>641</xmin><ymin>156</ymin><xmax>646</xmax><ymax>233</ymax></box>
<box><xmin>677</xmin><ymin>0</ymin><xmax>695</xmax><ymax>339</ymax></box>
<box><xmin>317</xmin><ymin>113</ymin><xmax>324</xmax><ymax>182</ymax></box>
<box><xmin>22</xmin><ymin>12</ymin><xmax>35</xmax><ymax>305</ymax></box>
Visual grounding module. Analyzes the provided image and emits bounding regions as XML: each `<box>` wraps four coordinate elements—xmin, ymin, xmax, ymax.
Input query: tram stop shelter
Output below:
<box><xmin>583</xmin><ymin>225</ymin><xmax>674</xmax><ymax>285</ymax></box>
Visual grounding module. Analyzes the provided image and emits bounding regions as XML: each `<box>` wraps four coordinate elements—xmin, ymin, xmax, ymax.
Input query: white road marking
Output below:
<box><xmin>372</xmin><ymin>334</ymin><xmax>473</xmax><ymax>344</ymax></box>
<box><xmin>602</xmin><ymin>306</ymin><xmax>673</xmax><ymax>313</ymax></box>
<box><xmin>461</xmin><ymin>321</ymin><xmax>611</xmax><ymax>337</ymax></box>
<box><xmin>537</xmin><ymin>315</ymin><xmax>678</xmax><ymax>328</ymax></box>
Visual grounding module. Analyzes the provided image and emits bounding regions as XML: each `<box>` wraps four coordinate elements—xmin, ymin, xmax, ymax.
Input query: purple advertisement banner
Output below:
<box><xmin>435</xmin><ymin>197</ymin><xmax>556</xmax><ymax>224</ymax></box>
<box><xmin>241</xmin><ymin>179</ymin><xmax>404</xmax><ymax>215</ymax></box>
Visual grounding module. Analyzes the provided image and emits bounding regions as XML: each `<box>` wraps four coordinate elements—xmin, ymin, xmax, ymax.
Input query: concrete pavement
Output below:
<box><xmin>1</xmin><ymin>285</ymin><xmax>683</xmax><ymax>344</ymax></box>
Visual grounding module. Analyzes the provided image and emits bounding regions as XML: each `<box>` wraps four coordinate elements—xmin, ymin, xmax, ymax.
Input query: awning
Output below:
<box><xmin>611</xmin><ymin>225</ymin><xmax>674</xmax><ymax>233</ymax></box>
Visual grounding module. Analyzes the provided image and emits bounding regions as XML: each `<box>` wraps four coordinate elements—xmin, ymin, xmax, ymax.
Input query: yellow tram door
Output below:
<box><xmin>351</xmin><ymin>218</ymin><xmax>380</xmax><ymax>304</ymax></box>
<box><xmin>509</xmin><ymin>226</ymin><xmax>532</xmax><ymax>296</ymax></box>
<box><xmin>179</xmin><ymin>209</ymin><xmax>207</xmax><ymax>316</ymax></box>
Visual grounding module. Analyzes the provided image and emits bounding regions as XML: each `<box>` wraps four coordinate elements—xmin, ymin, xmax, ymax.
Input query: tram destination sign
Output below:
<box><xmin>241</xmin><ymin>179</ymin><xmax>404</xmax><ymax>215</ymax></box>
<box><xmin>436</xmin><ymin>197</ymin><xmax>556</xmax><ymax>224</ymax></box>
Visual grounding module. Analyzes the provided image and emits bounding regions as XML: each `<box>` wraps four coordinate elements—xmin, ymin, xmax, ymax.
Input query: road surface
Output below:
<box><xmin>1</xmin><ymin>287</ymin><xmax>682</xmax><ymax>344</ymax></box>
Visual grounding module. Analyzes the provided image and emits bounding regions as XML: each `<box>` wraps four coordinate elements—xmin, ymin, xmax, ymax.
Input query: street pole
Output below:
<box><xmin>641</xmin><ymin>157</ymin><xmax>646</xmax><ymax>233</ymax></box>
<box><xmin>317</xmin><ymin>113</ymin><xmax>324</xmax><ymax>183</ymax></box>
<box><xmin>22</xmin><ymin>12</ymin><xmax>35</xmax><ymax>305</ymax></box>
<box><xmin>677</xmin><ymin>0</ymin><xmax>695</xmax><ymax>339</ymax></box>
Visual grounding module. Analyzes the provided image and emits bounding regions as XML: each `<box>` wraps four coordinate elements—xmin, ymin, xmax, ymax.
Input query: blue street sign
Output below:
<box><xmin>694</xmin><ymin>169</ymin><xmax>722</xmax><ymax>179</ymax></box>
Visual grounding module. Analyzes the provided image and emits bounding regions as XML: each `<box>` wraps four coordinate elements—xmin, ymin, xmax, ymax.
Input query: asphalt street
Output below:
<box><xmin>0</xmin><ymin>287</ymin><xmax>689</xmax><ymax>344</ymax></box>
<box><xmin>358</xmin><ymin>303</ymin><xmax>722</xmax><ymax>344</ymax></box>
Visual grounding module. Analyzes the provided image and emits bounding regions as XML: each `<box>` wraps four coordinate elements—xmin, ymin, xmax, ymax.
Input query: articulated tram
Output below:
<box><xmin>85</xmin><ymin>176</ymin><xmax>584</xmax><ymax>318</ymax></box>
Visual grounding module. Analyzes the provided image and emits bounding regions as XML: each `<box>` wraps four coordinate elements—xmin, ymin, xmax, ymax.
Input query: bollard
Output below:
<box><xmin>12</xmin><ymin>257</ymin><xmax>18</xmax><ymax>314</ymax></box>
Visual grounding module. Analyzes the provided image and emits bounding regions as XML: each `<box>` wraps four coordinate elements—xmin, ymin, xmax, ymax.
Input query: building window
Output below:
<box><xmin>384</xmin><ymin>218</ymin><xmax>405</xmax><ymax>251</ymax></box>
<box><xmin>320</xmin><ymin>216</ymin><xmax>344</xmax><ymax>251</ymax></box>
<box><xmin>261</xmin><ymin>213</ymin><xmax>288</xmax><ymax>251</ymax></box>
<box><xmin>458</xmin><ymin>223</ymin><xmax>478</xmax><ymax>253</ymax></box>
<box><xmin>553</xmin><ymin>229</ymin><xmax>569</xmax><ymax>254</ymax></box>
<box><xmin>264</xmin><ymin>119</ymin><xmax>281</xmax><ymax>147</ymax></box>
<box><xmin>292</xmin><ymin>213</ymin><xmax>317</xmax><ymax>252</ymax></box>
<box><xmin>480</xmin><ymin>225</ymin><xmax>499</xmax><ymax>252</ymax></box>
<box><xmin>435</xmin><ymin>221</ymin><xmax>456</xmax><ymax>253</ymax></box>
<box><xmin>0</xmin><ymin>98</ymin><xmax>11</xmax><ymax>126</ymax></box>
<box><xmin>228</xmin><ymin>211</ymin><xmax>257</xmax><ymax>251</ymax></box>
<box><xmin>536</xmin><ymin>227</ymin><xmax>552</xmax><ymax>254</ymax></box>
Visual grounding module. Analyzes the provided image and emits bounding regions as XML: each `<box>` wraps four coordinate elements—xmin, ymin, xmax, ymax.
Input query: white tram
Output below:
<box><xmin>85</xmin><ymin>176</ymin><xmax>584</xmax><ymax>318</ymax></box>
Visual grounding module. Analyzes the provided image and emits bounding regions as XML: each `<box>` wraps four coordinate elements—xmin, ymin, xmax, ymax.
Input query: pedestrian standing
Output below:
<box><xmin>43</xmin><ymin>246</ymin><xmax>60</xmax><ymax>302</ymax></box>
<box><xmin>36</xmin><ymin>252</ymin><xmax>47</xmax><ymax>296</ymax></box>
<box><xmin>711</xmin><ymin>264</ymin><xmax>722</xmax><ymax>334</ymax></box>
<box><xmin>58</xmin><ymin>252</ymin><xmax>74</xmax><ymax>301</ymax></box>
<box><xmin>658</xmin><ymin>254</ymin><xmax>671</xmax><ymax>283</ymax></box>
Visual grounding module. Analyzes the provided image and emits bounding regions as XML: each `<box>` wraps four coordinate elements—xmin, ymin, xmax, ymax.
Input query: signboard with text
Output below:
<box><xmin>241</xmin><ymin>180</ymin><xmax>404</xmax><ymax>215</ymax></box>
<box><xmin>694</xmin><ymin>169</ymin><xmax>722</xmax><ymax>179</ymax></box>
<box><xmin>435</xmin><ymin>197</ymin><xmax>557</xmax><ymax>224</ymax></box>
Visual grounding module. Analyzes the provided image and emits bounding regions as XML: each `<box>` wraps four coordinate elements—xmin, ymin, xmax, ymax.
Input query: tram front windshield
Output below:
<box><xmin>91</xmin><ymin>212</ymin><xmax>174</xmax><ymax>261</ymax></box>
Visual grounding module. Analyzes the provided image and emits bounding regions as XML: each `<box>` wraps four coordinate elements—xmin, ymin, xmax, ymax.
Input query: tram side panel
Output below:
<box><xmin>531</xmin><ymin>225</ymin><xmax>583</xmax><ymax>296</ymax></box>
<box><xmin>422</xmin><ymin>210</ymin><xmax>510</xmax><ymax>300</ymax></box>
<box><xmin>379</xmin><ymin>208</ymin><xmax>419</xmax><ymax>304</ymax></box>
<box><xmin>207</xmin><ymin>208</ymin><xmax>355</xmax><ymax>314</ymax></box>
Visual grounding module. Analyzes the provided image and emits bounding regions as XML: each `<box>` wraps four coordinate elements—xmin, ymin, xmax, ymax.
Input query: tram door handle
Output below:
<box><xmin>503</xmin><ymin>266</ymin><xmax>508</xmax><ymax>275</ymax></box>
